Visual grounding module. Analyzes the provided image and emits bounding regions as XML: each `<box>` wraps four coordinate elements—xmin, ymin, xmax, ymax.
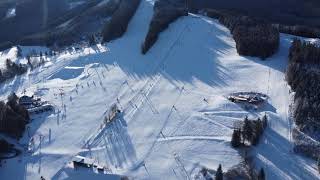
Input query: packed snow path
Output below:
<box><xmin>0</xmin><ymin>0</ymin><xmax>319</xmax><ymax>179</ymax></box>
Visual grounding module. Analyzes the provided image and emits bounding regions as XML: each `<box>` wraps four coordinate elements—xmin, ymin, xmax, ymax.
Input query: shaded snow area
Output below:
<box><xmin>0</xmin><ymin>0</ymin><xmax>319</xmax><ymax>179</ymax></box>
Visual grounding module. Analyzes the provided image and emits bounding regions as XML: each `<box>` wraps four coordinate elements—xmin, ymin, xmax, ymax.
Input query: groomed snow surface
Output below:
<box><xmin>0</xmin><ymin>0</ymin><xmax>319</xmax><ymax>179</ymax></box>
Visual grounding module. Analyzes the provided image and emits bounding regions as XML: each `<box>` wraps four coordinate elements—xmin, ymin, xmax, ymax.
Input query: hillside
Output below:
<box><xmin>0</xmin><ymin>0</ymin><xmax>319</xmax><ymax>179</ymax></box>
<box><xmin>190</xmin><ymin>0</ymin><xmax>320</xmax><ymax>28</ymax></box>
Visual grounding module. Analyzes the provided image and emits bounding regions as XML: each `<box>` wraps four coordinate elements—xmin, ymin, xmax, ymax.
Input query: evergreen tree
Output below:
<box><xmin>89</xmin><ymin>34</ymin><xmax>96</xmax><ymax>46</ymax></box>
<box><xmin>7</xmin><ymin>92</ymin><xmax>18</xmax><ymax>106</ymax></box>
<box><xmin>262</xmin><ymin>113</ymin><xmax>268</xmax><ymax>129</ymax></box>
<box><xmin>215</xmin><ymin>164</ymin><xmax>223</xmax><ymax>180</ymax></box>
<box><xmin>251</xmin><ymin>133</ymin><xmax>259</xmax><ymax>146</ymax></box>
<box><xmin>16</xmin><ymin>46</ymin><xmax>22</xmax><ymax>58</ymax></box>
<box><xmin>6</xmin><ymin>58</ymin><xmax>12</xmax><ymax>69</ymax></box>
<box><xmin>250</xmin><ymin>118</ymin><xmax>264</xmax><ymax>145</ymax></box>
<box><xmin>27</xmin><ymin>58</ymin><xmax>33</xmax><ymax>69</ymax></box>
<box><xmin>0</xmin><ymin>70</ymin><xmax>3</xmax><ymax>82</ymax></box>
<box><xmin>243</xmin><ymin>116</ymin><xmax>253</xmax><ymax>144</ymax></box>
<box><xmin>0</xmin><ymin>139</ymin><xmax>10</xmax><ymax>153</ymax></box>
<box><xmin>40</xmin><ymin>56</ymin><xmax>45</xmax><ymax>65</ymax></box>
<box><xmin>318</xmin><ymin>156</ymin><xmax>320</xmax><ymax>174</ymax></box>
<box><xmin>258</xmin><ymin>168</ymin><xmax>265</xmax><ymax>180</ymax></box>
<box><xmin>256</xmin><ymin>118</ymin><xmax>263</xmax><ymax>136</ymax></box>
<box><xmin>231</xmin><ymin>129</ymin><xmax>242</xmax><ymax>147</ymax></box>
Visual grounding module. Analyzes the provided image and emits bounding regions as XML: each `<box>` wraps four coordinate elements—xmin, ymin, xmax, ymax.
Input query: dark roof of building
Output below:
<box><xmin>72</xmin><ymin>155</ymin><xmax>94</xmax><ymax>165</ymax></box>
<box><xmin>20</xmin><ymin>95</ymin><xmax>32</xmax><ymax>100</ymax></box>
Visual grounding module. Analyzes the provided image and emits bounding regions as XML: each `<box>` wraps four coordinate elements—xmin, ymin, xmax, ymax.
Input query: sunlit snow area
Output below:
<box><xmin>0</xmin><ymin>0</ymin><xmax>319</xmax><ymax>179</ymax></box>
<box><xmin>5</xmin><ymin>7</ymin><xmax>16</xmax><ymax>18</ymax></box>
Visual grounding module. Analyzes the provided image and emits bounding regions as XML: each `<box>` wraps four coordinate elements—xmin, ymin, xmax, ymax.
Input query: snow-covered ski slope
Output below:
<box><xmin>0</xmin><ymin>0</ymin><xmax>319</xmax><ymax>179</ymax></box>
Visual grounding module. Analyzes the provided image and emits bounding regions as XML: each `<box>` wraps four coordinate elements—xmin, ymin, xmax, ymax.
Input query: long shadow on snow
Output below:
<box><xmin>252</xmin><ymin>127</ymin><xmax>317</xmax><ymax>180</ymax></box>
<box><xmin>0</xmin><ymin>111</ymin><xmax>54</xmax><ymax>180</ymax></box>
<box><xmin>59</xmin><ymin>15</ymin><xmax>233</xmax><ymax>89</ymax></box>
<box><xmin>238</xmin><ymin>34</ymin><xmax>295</xmax><ymax>73</ymax></box>
<box><xmin>20</xmin><ymin>111</ymin><xmax>54</xmax><ymax>151</ymax></box>
<box><xmin>80</xmin><ymin>114</ymin><xmax>137</xmax><ymax>169</ymax></box>
<box><xmin>46</xmin><ymin>3</ymin><xmax>234</xmax><ymax>90</ymax></box>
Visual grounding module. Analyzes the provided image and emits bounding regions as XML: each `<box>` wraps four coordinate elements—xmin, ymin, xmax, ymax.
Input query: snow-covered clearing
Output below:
<box><xmin>0</xmin><ymin>0</ymin><xmax>319</xmax><ymax>179</ymax></box>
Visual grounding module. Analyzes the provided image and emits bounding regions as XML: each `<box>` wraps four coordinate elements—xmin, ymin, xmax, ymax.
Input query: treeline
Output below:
<box><xmin>0</xmin><ymin>47</ymin><xmax>56</xmax><ymax>83</ymax></box>
<box><xmin>205</xmin><ymin>162</ymin><xmax>266</xmax><ymax>180</ymax></box>
<box><xmin>204</xmin><ymin>8</ymin><xmax>320</xmax><ymax>40</ymax></box>
<box><xmin>102</xmin><ymin>0</ymin><xmax>141</xmax><ymax>43</ymax></box>
<box><xmin>286</xmin><ymin>39</ymin><xmax>320</xmax><ymax>140</ymax></box>
<box><xmin>141</xmin><ymin>0</ymin><xmax>187</xmax><ymax>54</ymax></box>
<box><xmin>0</xmin><ymin>139</ymin><xmax>11</xmax><ymax>154</ymax></box>
<box><xmin>273</xmin><ymin>24</ymin><xmax>320</xmax><ymax>39</ymax></box>
<box><xmin>204</xmin><ymin>9</ymin><xmax>279</xmax><ymax>59</ymax></box>
<box><xmin>219</xmin><ymin>15</ymin><xmax>279</xmax><ymax>59</ymax></box>
<box><xmin>0</xmin><ymin>93</ymin><xmax>30</xmax><ymax>138</ymax></box>
<box><xmin>288</xmin><ymin>39</ymin><xmax>320</xmax><ymax>64</ymax></box>
<box><xmin>224</xmin><ymin>161</ymin><xmax>266</xmax><ymax>180</ymax></box>
<box><xmin>231</xmin><ymin>115</ymin><xmax>268</xmax><ymax>148</ymax></box>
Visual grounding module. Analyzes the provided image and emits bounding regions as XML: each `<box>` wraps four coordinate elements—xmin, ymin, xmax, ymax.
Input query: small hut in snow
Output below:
<box><xmin>72</xmin><ymin>155</ymin><xmax>94</xmax><ymax>168</ymax></box>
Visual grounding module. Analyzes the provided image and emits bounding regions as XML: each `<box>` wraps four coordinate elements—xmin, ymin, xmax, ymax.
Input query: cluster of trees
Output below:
<box><xmin>88</xmin><ymin>34</ymin><xmax>98</xmax><ymax>46</ymax></box>
<box><xmin>286</xmin><ymin>39</ymin><xmax>320</xmax><ymax>139</ymax></box>
<box><xmin>214</xmin><ymin>163</ymin><xmax>265</xmax><ymax>180</ymax></box>
<box><xmin>141</xmin><ymin>0</ymin><xmax>187</xmax><ymax>54</ymax></box>
<box><xmin>0</xmin><ymin>59</ymin><xmax>28</xmax><ymax>83</ymax></box>
<box><xmin>5</xmin><ymin>48</ymin><xmax>57</xmax><ymax>81</ymax></box>
<box><xmin>0</xmin><ymin>139</ymin><xmax>11</xmax><ymax>154</ymax></box>
<box><xmin>203</xmin><ymin>8</ymin><xmax>320</xmax><ymax>39</ymax></box>
<box><xmin>0</xmin><ymin>47</ymin><xmax>58</xmax><ymax>83</ymax></box>
<box><xmin>215</xmin><ymin>164</ymin><xmax>223</xmax><ymax>180</ymax></box>
<box><xmin>288</xmin><ymin>38</ymin><xmax>320</xmax><ymax>64</ymax></box>
<box><xmin>6</xmin><ymin>58</ymin><xmax>28</xmax><ymax>75</ymax></box>
<box><xmin>0</xmin><ymin>93</ymin><xmax>30</xmax><ymax>138</ymax></box>
<box><xmin>218</xmin><ymin>15</ymin><xmax>279</xmax><ymax>59</ymax></box>
<box><xmin>102</xmin><ymin>0</ymin><xmax>141</xmax><ymax>43</ymax></box>
<box><xmin>26</xmin><ymin>50</ymin><xmax>55</xmax><ymax>70</ymax></box>
<box><xmin>258</xmin><ymin>168</ymin><xmax>265</xmax><ymax>180</ymax></box>
<box><xmin>231</xmin><ymin>115</ymin><xmax>268</xmax><ymax>148</ymax></box>
<box><xmin>274</xmin><ymin>24</ymin><xmax>320</xmax><ymax>39</ymax></box>
<box><xmin>318</xmin><ymin>157</ymin><xmax>320</xmax><ymax>174</ymax></box>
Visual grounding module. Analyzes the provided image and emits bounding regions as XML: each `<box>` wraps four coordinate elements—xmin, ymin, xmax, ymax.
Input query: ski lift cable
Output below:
<box><xmin>121</xmin><ymin>25</ymin><xmax>188</xmax><ymax>121</ymax></box>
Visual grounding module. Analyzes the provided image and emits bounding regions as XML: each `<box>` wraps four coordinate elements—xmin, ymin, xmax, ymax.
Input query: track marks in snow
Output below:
<box><xmin>157</xmin><ymin>135</ymin><xmax>230</xmax><ymax>142</ymax></box>
<box><xmin>124</xmin><ymin>73</ymin><xmax>162</xmax><ymax>123</ymax></box>
<box><xmin>85</xmin><ymin>118</ymin><xmax>137</xmax><ymax>169</ymax></box>
<box><xmin>200</xmin><ymin>110</ymin><xmax>249</xmax><ymax>118</ymax></box>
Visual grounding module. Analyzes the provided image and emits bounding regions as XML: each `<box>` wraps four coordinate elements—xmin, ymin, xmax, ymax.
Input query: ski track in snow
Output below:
<box><xmin>156</xmin><ymin>135</ymin><xmax>230</xmax><ymax>142</ymax></box>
